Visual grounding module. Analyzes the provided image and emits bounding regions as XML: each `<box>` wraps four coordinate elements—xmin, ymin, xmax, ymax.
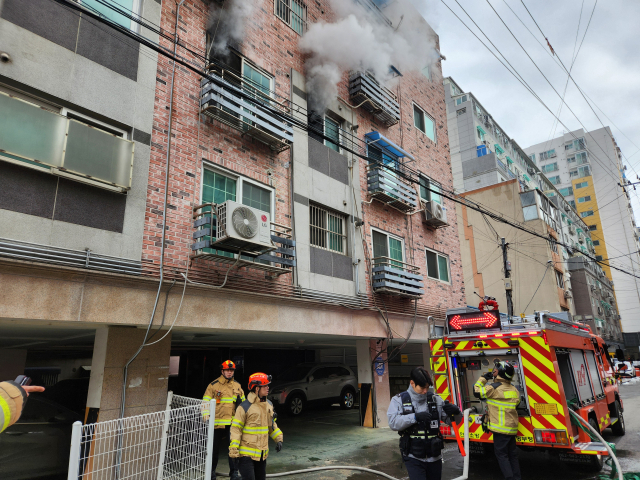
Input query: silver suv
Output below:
<box><xmin>267</xmin><ymin>363</ymin><xmax>358</xmax><ymax>416</ymax></box>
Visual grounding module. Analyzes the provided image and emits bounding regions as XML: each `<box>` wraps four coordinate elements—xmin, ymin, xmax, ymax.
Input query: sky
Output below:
<box><xmin>410</xmin><ymin>0</ymin><xmax>640</xmax><ymax>221</ymax></box>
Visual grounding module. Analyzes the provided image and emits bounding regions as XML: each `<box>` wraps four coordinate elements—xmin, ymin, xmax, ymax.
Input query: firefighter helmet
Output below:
<box><xmin>221</xmin><ymin>360</ymin><xmax>236</xmax><ymax>371</ymax></box>
<box><xmin>494</xmin><ymin>360</ymin><xmax>515</xmax><ymax>380</ymax></box>
<box><xmin>248</xmin><ymin>372</ymin><xmax>272</xmax><ymax>391</ymax></box>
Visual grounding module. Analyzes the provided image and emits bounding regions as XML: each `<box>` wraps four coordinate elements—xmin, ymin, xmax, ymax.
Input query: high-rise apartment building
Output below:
<box><xmin>524</xmin><ymin>129</ymin><xmax>640</xmax><ymax>335</ymax></box>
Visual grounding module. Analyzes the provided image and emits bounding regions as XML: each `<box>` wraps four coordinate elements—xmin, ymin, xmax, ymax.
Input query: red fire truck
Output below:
<box><xmin>430</xmin><ymin>309</ymin><xmax>625</xmax><ymax>471</ymax></box>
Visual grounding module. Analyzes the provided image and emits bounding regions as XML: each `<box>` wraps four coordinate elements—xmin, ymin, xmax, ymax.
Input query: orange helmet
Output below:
<box><xmin>248</xmin><ymin>372</ymin><xmax>272</xmax><ymax>391</ymax></box>
<box><xmin>221</xmin><ymin>360</ymin><xmax>236</xmax><ymax>371</ymax></box>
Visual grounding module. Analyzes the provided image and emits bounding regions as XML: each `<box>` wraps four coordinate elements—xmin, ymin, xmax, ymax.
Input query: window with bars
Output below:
<box><xmin>310</xmin><ymin>204</ymin><xmax>347</xmax><ymax>254</ymax></box>
<box><xmin>275</xmin><ymin>0</ymin><xmax>307</xmax><ymax>35</ymax></box>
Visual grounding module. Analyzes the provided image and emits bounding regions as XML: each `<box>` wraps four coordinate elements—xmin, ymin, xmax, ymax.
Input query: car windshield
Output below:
<box><xmin>275</xmin><ymin>365</ymin><xmax>312</xmax><ymax>382</ymax></box>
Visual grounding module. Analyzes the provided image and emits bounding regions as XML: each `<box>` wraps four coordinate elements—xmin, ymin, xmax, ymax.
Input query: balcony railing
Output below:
<box><xmin>349</xmin><ymin>71</ymin><xmax>400</xmax><ymax>126</ymax></box>
<box><xmin>201</xmin><ymin>66</ymin><xmax>294</xmax><ymax>153</ymax></box>
<box><xmin>372</xmin><ymin>257</ymin><xmax>424</xmax><ymax>298</ymax></box>
<box><xmin>367</xmin><ymin>163</ymin><xmax>417</xmax><ymax>212</ymax></box>
<box><xmin>0</xmin><ymin>92</ymin><xmax>134</xmax><ymax>190</ymax></box>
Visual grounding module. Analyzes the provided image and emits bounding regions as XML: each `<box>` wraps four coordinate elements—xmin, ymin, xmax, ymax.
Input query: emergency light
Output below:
<box><xmin>447</xmin><ymin>311</ymin><xmax>501</xmax><ymax>332</ymax></box>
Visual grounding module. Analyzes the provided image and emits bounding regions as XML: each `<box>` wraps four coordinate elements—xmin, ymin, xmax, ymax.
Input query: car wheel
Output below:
<box><xmin>610</xmin><ymin>400</ymin><xmax>626</xmax><ymax>436</ymax></box>
<box><xmin>286</xmin><ymin>393</ymin><xmax>304</xmax><ymax>416</ymax></box>
<box><xmin>585</xmin><ymin>418</ymin><xmax>604</xmax><ymax>472</ymax></box>
<box><xmin>340</xmin><ymin>388</ymin><xmax>355</xmax><ymax>410</ymax></box>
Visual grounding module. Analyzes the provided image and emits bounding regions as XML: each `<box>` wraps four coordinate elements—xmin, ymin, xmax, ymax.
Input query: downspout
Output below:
<box><xmin>119</xmin><ymin>0</ymin><xmax>186</xmax><ymax>419</ymax></box>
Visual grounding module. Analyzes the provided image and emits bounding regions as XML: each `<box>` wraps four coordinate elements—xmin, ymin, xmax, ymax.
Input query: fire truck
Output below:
<box><xmin>430</xmin><ymin>308</ymin><xmax>625</xmax><ymax>471</ymax></box>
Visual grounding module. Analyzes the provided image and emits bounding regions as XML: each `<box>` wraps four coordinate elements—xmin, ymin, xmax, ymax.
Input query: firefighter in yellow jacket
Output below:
<box><xmin>202</xmin><ymin>360</ymin><xmax>245</xmax><ymax>480</ymax></box>
<box><xmin>229</xmin><ymin>372</ymin><xmax>283</xmax><ymax>480</ymax></box>
<box><xmin>474</xmin><ymin>360</ymin><xmax>521</xmax><ymax>480</ymax></box>
<box><xmin>1</xmin><ymin>380</ymin><xmax>44</xmax><ymax>434</ymax></box>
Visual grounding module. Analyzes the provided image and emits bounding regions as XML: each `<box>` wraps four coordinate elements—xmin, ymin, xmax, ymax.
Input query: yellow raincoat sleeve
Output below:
<box><xmin>229</xmin><ymin>405</ymin><xmax>246</xmax><ymax>458</ymax></box>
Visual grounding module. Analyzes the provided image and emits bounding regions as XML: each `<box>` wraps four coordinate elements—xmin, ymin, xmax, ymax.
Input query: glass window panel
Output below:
<box><xmin>413</xmin><ymin>105</ymin><xmax>425</xmax><ymax>133</ymax></box>
<box><xmin>426</xmin><ymin>251</ymin><xmax>438</xmax><ymax>279</ymax></box>
<box><xmin>242</xmin><ymin>182</ymin><xmax>271</xmax><ymax>213</ymax></box>
<box><xmin>0</xmin><ymin>93</ymin><xmax>67</xmax><ymax>168</ymax></box>
<box><xmin>82</xmin><ymin>0</ymin><xmax>134</xmax><ymax>29</ymax></box>
<box><xmin>438</xmin><ymin>255</ymin><xmax>449</xmax><ymax>282</ymax></box>
<box><xmin>388</xmin><ymin>237</ymin><xmax>403</xmax><ymax>268</ymax></box>
<box><xmin>325</xmin><ymin>117</ymin><xmax>340</xmax><ymax>152</ymax></box>
<box><xmin>201</xmin><ymin>170</ymin><xmax>237</xmax><ymax>257</ymax></box>
<box><xmin>522</xmin><ymin>205</ymin><xmax>539</xmax><ymax>221</ymax></box>
<box><xmin>372</xmin><ymin>231</ymin><xmax>388</xmax><ymax>265</ymax></box>
<box><xmin>424</xmin><ymin>113</ymin><xmax>436</xmax><ymax>142</ymax></box>
<box><xmin>520</xmin><ymin>191</ymin><xmax>536</xmax><ymax>207</ymax></box>
<box><xmin>64</xmin><ymin>120</ymin><xmax>134</xmax><ymax>188</ymax></box>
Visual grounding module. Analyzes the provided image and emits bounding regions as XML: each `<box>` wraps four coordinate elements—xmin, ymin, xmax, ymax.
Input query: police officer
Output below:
<box><xmin>202</xmin><ymin>360</ymin><xmax>245</xmax><ymax>480</ymax></box>
<box><xmin>388</xmin><ymin>367</ymin><xmax>461</xmax><ymax>480</ymax></box>
<box><xmin>474</xmin><ymin>360</ymin><xmax>521</xmax><ymax>480</ymax></box>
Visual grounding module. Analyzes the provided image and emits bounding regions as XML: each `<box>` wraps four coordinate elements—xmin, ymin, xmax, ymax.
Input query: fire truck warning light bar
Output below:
<box><xmin>447</xmin><ymin>311</ymin><xmax>501</xmax><ymax>332</ymax></box>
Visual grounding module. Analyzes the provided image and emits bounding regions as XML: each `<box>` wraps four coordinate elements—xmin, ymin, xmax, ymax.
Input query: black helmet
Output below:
<box><xmin>494</xmin><ymin>360</ymin><xmax>515</xmax><ymax>380</ymax></box>
<box><xmin>410</xmin><ymin>367</ymin><xmax>432</xmax><ymax>387</ymax></box>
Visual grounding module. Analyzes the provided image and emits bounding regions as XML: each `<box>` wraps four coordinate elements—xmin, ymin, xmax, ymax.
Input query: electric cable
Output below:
<box><xmin>522</xmin><ymin>263</ymin><xmax>551</xmax><ymax>314</ymax></box>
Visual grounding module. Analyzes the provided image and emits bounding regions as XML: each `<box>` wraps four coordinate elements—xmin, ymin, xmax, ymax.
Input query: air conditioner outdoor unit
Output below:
<box><xmin>424</xmin><ymin>201</ymin><xmax>448</xmax><ymax>227</ymax></box>
<box><xmin>211</xmin><ymin>200</ymin><xmax>274</xmax><ymax>254</ymax></box>
<box><xmin>564</xmin><ymin>204</ymin><xmax>571</xmax><ymax>212</ymax></box>
<box><xmin>527</xmin><ymin>167</ymin><xmax>535</xmax><ymax>175</ymax></box>
<box><xmin>564</xmin><ymin>290</ymin><xmax>572</xmax><ymax>299</ymax></box>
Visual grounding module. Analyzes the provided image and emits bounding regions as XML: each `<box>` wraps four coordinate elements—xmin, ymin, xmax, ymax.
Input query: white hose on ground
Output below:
<box><xmin>215</xmin><ymin>466</ymin><xmax>399</xmax><ymax>479</ymax></box>
<box><xmin>451</xmin><ymin>408</ymin><xmax>471</xmax><ymax>480</ymax></box>
<box><xmin>568</xmin><ymin>409</ymin><xmax>623</xmax><ymax>480</ymax></box>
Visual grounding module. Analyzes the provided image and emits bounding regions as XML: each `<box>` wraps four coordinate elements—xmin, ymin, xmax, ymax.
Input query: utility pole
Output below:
<box><xmin>502</xmin><ymin>237</ymin><xmax>514</xmax><ymax>318</ymax></box>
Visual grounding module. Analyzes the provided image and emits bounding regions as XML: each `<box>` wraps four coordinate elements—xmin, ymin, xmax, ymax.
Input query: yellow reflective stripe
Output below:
<box><xmin>0</xmin><ymin>395</ymin><xmax>10</xmax><ymax>433</ymax></box>
<box><xmin>489</xmin><ymin>423</ymin><xmax>518</xmax><ymax>434</ymax></box>
<box><xmin>503</xmin><ymin>391</ymin><xmax>519</xmax><ymax>399</ymax></box>
<box><xmin>486</xmin><ymin>399</ymin><xmax>518</xmax><ymax>408</ymax></box>
<box><xmin>219</xmin><ymin>399</ymin><xmax>236</xmax><ymax>403</ymax></box>
<box><xmin>230</xmin><ymin>440</ymin><xmax>240</xmax><ymax>447</ymax></box>
<box><xmin>493</xmin><ymin>339</ymin><xmax>509</xmax><ymax>348</ymax></box>
<box><xmin>231</xmin><ymin>420</ymin><xmax>245</xmax><ymax>428</ymax></box>
<box><xmin>270</xmin><ymin>428</ymin><xmax>282</xmax><ymax>440</ymax></box>
<box><xmin>203</xmin><ymin>396</ymin><xmax>212</xmax><ymax>401</ymax></box>
<box><xmin>241</xmin><ymin>395</ymin><xmax>246</xmax><ymax>401</ymax></box>
<box><xmin>242</xmin><ymin>427</ymin><xmax>268</xmax><ymax>434</ymax></box>
<box><xmin>215</xmin><ymin>419</ymin><xmax>232</xmax><ymax>425</ymax></box>
<box><xmin>520</xmin><ymin>357</ymin><xmax>560</xmax><ymax>395</ymax></box>
<box><xmin>239</xmin><ymin>446</ymin><xmax>267</xmax><ymax>456</ymax></box>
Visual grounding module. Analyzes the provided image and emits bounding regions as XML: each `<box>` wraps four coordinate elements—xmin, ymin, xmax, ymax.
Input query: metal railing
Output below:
<box><xmin>310</xmin><ymin>204</ymin><xmax>347</xmax><ymax>254</ymax></box>
<box><xmin>67</xmin><ymin>394</ymin><xmax>214</xmax><ymax>480</ymax></box>
<box><xmin>371</xmin><ymin>256</ymin><xmax>424</xmax><ymax>298</ymax></box>
<box><xmin>349</xmin><ymin>71</ymin><xmax>400</xmax><ymax>126</ymax></box>
<box><xmin>367</xmin><ymin>162</ymin><xmax>417</xmax><ymax>212</ymax></box>
<box><xmin>201</xmin><ymin>66</ymin><xmax>294</xmax><ymax>152</ymax></box>
<box><xmin>274</xmin><ymin>0</ymin><xmax>307</xmax><ymax>35</ymax></box>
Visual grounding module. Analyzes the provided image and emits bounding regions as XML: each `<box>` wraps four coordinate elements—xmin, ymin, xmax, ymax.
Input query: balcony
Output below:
<box><xmin>349</xmin><ymin>71</ymin><xmax>400</xmax><ymax>126</ymax></box>
<box><xmin>372</xmin><ymin>257</ymin><xmax>424</xmax><ymax>298</ymax></box>
<box><xmin>0</xmin><ymin>92</ymin><xmax>134</xmax><ymax>191</ymax></box>
<box><xmin>200</xmin><ymin>67</ymin><xmax>294</xmax><ymax>153</ymax></box>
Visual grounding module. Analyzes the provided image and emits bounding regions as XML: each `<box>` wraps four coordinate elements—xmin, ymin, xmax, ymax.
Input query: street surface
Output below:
<box><xmin>262</xmin><ymin>381</ymin><xmax>640</xmax><ymax>480</ymax></box>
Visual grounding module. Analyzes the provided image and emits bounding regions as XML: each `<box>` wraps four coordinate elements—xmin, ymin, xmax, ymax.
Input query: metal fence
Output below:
<box><xmin>68</xmin><ymin>393</ymin><xmax>214</xmax><ymax>480</ymax></box>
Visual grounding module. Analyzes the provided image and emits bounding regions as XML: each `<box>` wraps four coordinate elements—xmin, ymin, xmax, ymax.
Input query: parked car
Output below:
<box><xmin>268</xmin><ymin>363</ymin><xmax>358</xmax><ymax>416</ymax></box>
<box><xmin>0</xmin><ymin>396</ymin><xmax>82</xmax><ymax>479</ymax></box>
<box><xmin>614</xmin><ymin>361</ymin><xmax>637</xmax><ymax>378</ymax></box>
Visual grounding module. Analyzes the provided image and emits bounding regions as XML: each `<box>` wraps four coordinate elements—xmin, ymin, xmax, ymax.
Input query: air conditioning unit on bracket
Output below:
<box><xmin>424</xmin><ymin>201</ymin><xmax>448</xmax><ymax>227</ymax></box>
<box><xmin>211</xmin><ymin>200</ymin><xmax>274</xmax><ymax>255</ymax></box>
<box><xmin>564</xmin><ymin>290</ymin><xmax>572</xmax><ymax>299</ymax></box>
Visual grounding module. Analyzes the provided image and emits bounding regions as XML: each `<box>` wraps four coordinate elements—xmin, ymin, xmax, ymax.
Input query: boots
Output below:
<box><xmin>229</xmin><ymin>472</ymin><xmax>241</xmax><ymax>480</ymax></box>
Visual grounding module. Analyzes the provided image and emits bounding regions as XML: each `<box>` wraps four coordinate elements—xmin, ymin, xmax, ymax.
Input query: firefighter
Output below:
<box><xmin>202</xmin><ymin>360</ymin><xmax>245</xmax><ymax>480</ymax></box>
<box><xmin>387</xmin><ymin>367</ymin><xmax>461</xmax><ymax>480</ymax></box>
<box><xmin>0</xmin><ymin>380</ymin><xmax>45</xmax><ymax>433</ymax></box>
<box><xmin>229</xmin><ymin>372</ymin><xmax>283</xmax><ymax>480</ymax></box>
<box><xmin>474</xmin><ymin>360</ymin><xmax>521</xmax><ymax>480</ymax></box>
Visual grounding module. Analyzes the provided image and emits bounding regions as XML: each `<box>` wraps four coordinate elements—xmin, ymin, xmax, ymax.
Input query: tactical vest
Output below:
<box><xmin>398</xmin><ymin>391</ymin><xmax>443</xmax><ymax>459</ymax></box>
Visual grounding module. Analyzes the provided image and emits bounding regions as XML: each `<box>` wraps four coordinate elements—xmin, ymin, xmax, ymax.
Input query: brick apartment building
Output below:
<box><xmin>0</xmin><ymin>0</ymin><xmax>464</xmax><ymax>428</ymax></box>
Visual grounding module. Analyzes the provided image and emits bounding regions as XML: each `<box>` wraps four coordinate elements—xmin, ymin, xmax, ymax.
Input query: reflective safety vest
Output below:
<box><xmin>202</xmin><ymin>375</ymin><xmax>245</xmax><ymax>429</ymax></box>
<box><xmin>229</xmin><ymin>392</ymin><xmax>283</xmax><ymax>461</ymax></box>
<box><xmin>474</xmin><ymin>376</ymin><xmax>520</xmax><ymax>435</ymax></box>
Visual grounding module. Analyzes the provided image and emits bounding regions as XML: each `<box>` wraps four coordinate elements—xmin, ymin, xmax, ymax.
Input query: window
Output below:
<box><xmin>581</xmin><ymin>210</ymin><xmax>594</xmax><ymax>218</ymax></box>
<box><xmin>578</xmin><ymin>165</ymin><xmax>591</xmax><ymax>178</ymax></box>
<box><xmin>81</xmin><ymin>0</ymin><xmax>139</xmax><ymax>31</ymax></box>
<box><xmin>575</xmin><ymin>181</ymin><xmax>588</xmax><ymax>189</ymax></box>
<box><xmin>569</xmin><ymin>200</ymin><xmax>576</xmax><ymax>209</ymax></box>
<box><xmin>576</xmin><ymin>152</ymin><xmax>589</xmax><ymax>165</ymax></box>
<box><xmin>455</xmin><ymin>95</ymin><xmax>468</xmax><ymax>106</ymax></box>
<box><xmin>275</xmin><ymin>0</ymin><xmax>307</xmax><ymax>35</ymax></box>
<box><xmin>589</xmin><ymin>225</ymin><xmax>597</xmax><ymax>231</ymax></box>
<box><xmin>556</xmin><ymin>270</ymin><xmax>564</xmax><ymax>288</ymax></box>
<box><xmin>372</xmin><ymin>229</ymin><xmax>404</xmax><ymax>269</ymax></box>
<box><xmin>426</xmin><ymin>248</ymin><xmax>450</xmax><ymax>282</ymax></box>
<box><xmin>559</xmin><ymin>187</ymin><xmax>573</xmax><ymax>197</ymax></box>
<box><xmin>596</xmin><ymin>255</ymin><xmax>603</xmax><ymax>261</ymax></box>
<box><xmin>477</xmin><ymin>126</ymin><xmax>485</xmax><ymax>141</ymax></box>
<box><xmin>539</xmin><ymin>149</ymin><xmax>556</xmax><ymax>160</ymax></box>
<box><xmin>578</xmin><ymin>196</ymin><xmax>591</xmax><ymax>203</ymax></box>
<box><xmin>243</xmin><ymin>63</ymin><xmax>272</xmax><ymax>104</ymax></box>
<box><xmin>548</xmin><ymin>175</ymin><xmax>561</xmax><ymax>185</ymax></box>
<box><xmin>310</xmin><ymin>204</ymin><xmax>347</xmax><ymax>254</ymax></box>
<box><xmin>201</xmin><ymin>167</ymin><xmax>273</xmax><ymax>256</ymax></box>
<box><xmin>419</xmin><ymin>176</ymin><xmax>442</xmax><ymax>204</ymax></box>
<box><xmin>593</xmin><ymin>240</ymin><xmax>600</xmax><ymax>246</ymax></box>
<box><xmin>542</xmin><ymin>163</ymin><xmax>558</xmax><ymax>173</ymax></box>
<box><xmin>309</xmin><ymin>112</ymin><xmax>342</xmax><ymax>151</ymax></box>
<box><xmin>413</xmin><ymin>104</ymin><xmax>435</xmax><ymax>142</ymax></box>
<box><xmin>529</xmin><ymin>154</ymin><xmax>536</xmax><ymax>162</ymax></box>
<box><xmin>421</xmin><ymin>65</ymin><xmax>431</xmax><ymax>80</ymax></box>
<box><xmin>549</xmin><ymin>237</ymin><xmax>558</xmax><ymax>254</ymax></box>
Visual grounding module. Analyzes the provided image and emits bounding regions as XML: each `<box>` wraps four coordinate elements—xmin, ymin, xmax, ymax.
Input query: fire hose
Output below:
<box><xmin>215</xmin><ymin>408</ymin><xmax>472</xmax><ymax>480</ymax></box>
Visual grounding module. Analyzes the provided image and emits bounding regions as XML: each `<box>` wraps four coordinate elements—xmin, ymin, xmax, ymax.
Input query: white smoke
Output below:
<box><xmin>208</xmin><ymin>0</ymin><xmax>256</xmax><ymax>58</ymax></box>
<box><xmin>299</xmin><ymin>0</ymin><xmax>440</xmax><ymax>113</ymax></box>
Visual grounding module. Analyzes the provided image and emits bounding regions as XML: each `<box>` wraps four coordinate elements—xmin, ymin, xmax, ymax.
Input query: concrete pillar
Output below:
<box><xmin>85</xmin><ymin>326</ymin><xmax>172</xmax><ymax>422</ymax></box>
<box><xmin>356</xmin><ymin>338</ymin><xmax>391</xmax><ymax>427</ymax></box>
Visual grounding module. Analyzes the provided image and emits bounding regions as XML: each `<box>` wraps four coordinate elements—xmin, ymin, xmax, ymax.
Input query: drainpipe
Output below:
<box><xmin>119</xmin><ymin>0</ymin><xmax>186</xmax><ymax>420</ymax></box>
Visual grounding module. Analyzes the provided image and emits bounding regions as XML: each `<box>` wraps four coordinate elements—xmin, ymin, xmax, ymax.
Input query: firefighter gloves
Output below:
<box><xmin>415</xmin><ymin>411</ymin><xmax>432</xmax><ymax>423</ymax></box>
<box><xmin>443</xmin><ymin>403</ymin><xmax>461</xmax><ymax>417</ymax></box>
<box><xmin>483</xmin><ymin>371</ymin><xmax>494</xmax><ymax>381</ymax></box>
<box><xmin>276</xmin><ymin>441</ymin><xmax>283</xmax><ymax>452</ymax></box>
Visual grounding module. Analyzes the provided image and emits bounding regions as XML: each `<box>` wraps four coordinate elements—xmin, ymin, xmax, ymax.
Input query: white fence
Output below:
<box><xmin>68</xmin><ymin>393</ymin><xmax>215</xmax><ymax>480</ymax></box>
